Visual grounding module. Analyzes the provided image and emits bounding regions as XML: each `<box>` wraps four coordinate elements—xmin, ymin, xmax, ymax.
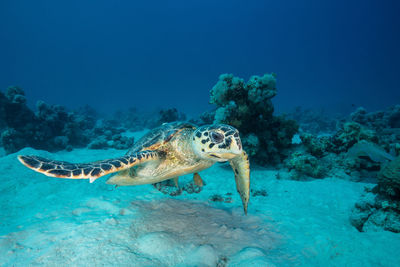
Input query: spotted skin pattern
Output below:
<box><xmin>192</xmin><ymin>124</ymin><xmax>243</xmax><ymax>160</ymax></box>
<box><xmin>18</xmin><ymin>150</ymin><xmax>159</xmax><ymax>183</ymax></box>
<box><xmin>194</xmin><ymin>125</ymin><xmax>242</xmax><ymax>150</ymax></box>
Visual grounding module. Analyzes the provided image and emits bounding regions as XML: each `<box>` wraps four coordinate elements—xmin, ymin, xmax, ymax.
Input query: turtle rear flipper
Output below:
<box><xmin>18</xmin><ymin>150</ymin><xmax>160</xmax><ymax>183</ymax></box>
<box><xmin>229</xmin><ymin>151</ymin><xmax>250</xmax><ymax>215</ymax></box>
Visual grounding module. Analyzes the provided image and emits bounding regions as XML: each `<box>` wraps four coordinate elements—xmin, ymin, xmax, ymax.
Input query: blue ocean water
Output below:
<box><xmin>1</xmin><ymin>0</ymin><xmax>399</xmax><ymax>115</ymax></box>
<box><xmin>1</xmin><ymin>1</ymin><xmax>400</xmax><ymax>266</ymax></box>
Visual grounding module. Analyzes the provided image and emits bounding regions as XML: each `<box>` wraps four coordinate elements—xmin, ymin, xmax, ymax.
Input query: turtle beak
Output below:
<box><xmin>218</xmin><ymin>152</ymin><xmax>237</xmax><ymax>159</ymax></box>
<box><xmin>207</xmin><ymin>153</ymin><xmax>234</xmax><ymax>161</ymax></box>
<box><xmin>207</xmin><ymin>136</ymin><xmax>242</xmax><ymax>161</ymax></box>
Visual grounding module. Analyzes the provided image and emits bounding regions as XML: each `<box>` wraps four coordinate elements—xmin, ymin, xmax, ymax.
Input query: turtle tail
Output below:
<box><xmin>18</xmin><ymin>150</ymin><xmax>158</xmax><ymax>183</ymax></box>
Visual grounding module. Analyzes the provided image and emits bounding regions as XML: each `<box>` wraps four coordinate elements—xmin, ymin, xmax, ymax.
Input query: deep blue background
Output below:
<box><xmin>1</xmin><ymin>0</ymin><xmax>399</xmax><ymax>116</ymax></box>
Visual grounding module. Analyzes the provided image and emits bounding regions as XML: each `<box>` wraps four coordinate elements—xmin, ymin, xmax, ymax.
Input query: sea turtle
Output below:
<box><xmin>18</xmin><ymin>122</ymin><xmax>250</xmax><ymax>214</ymax></box>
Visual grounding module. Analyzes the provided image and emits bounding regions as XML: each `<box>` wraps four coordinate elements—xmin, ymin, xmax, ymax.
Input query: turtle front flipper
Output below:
<box><xmin>18</xmin><ymin>150</ymin><xmax>159</xmax><ymax>183</ymax></box>
<box><xmin>229</xmin><ymin>151</ymin><xmax>250</xmax><ymax>215</ymax></box>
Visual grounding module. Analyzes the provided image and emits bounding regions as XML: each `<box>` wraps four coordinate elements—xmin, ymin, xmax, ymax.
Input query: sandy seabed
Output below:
<box><xmin>1</xmin><ymin>135</ymin><xmax>400</xmax><ymax>266</ymax></box>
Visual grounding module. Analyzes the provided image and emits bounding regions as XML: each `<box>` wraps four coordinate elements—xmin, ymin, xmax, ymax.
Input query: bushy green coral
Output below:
<box><xmin>300</xmin><ymin>133</ymin><xmax>332</xmax><ymax>157</ymax></box>
<box><xmin>333</xmin><ymin>122</ymin><xmax>378</xmax><ymax>152</ymax></box>
<box><xmin>210</xmin><ymin>74</ymin><xmax>245</xmax><ymax>106</ymax></box>
<box><xmin>0</xmin><ymin>87</ymin><xmax>99</xmax><ymax>153</ymax></box>
<box><xmin>301</xmin><ymin>121</ymin><xmax>379</xmax><ymax>157</ymax></box>
<box><xmin>214</xmin><ymin>101</ymin><xmax>238</xmax><ymax>126</ymax></box>
<box><xmin>246</xmin><ymin>74</ymin><xmax>277</xmax><ymax>104</ymax></box>
<box><xmin>209</xmin><ymin>73</ymin><xmax>298</xmax><ymax>163</ymax></box>
<box><xmin>286</xmin><ymin>151</ymin><xmax>326</xmax><ymax>179</ymax></box>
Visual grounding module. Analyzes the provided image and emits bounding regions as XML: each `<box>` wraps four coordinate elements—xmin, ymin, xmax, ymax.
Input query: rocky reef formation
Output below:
<box><xmin>285</xmin><ymin>151</ymin><xmax>327</xmax><ymax>180</ymax></box>
<box><xmin>0</xmin><ymin>86</ymin><xmax>137</xmax><ymax>153</ymax></box>
<box><xmin>103</xmin><ymin>107</ymin><xmax>144</xmax><ymax>132</ymax></box>
<box><xmin>87</xmin><ymin>122</ymin><xmax>134</xmax><ymax>150</ymax></box>
<box><xmin>206</xmin><ymin>73</ymin><xmax>298</xmax><ymax>164</ymax></box>
<box><xmin>350</xmin><ymin>156</ymin><xmax>400</xmax><ymax>233</ymax></box>
<box><xmin>105</xmin><ymin>107</ymin><xmax>186</xmax><ymax>132</ymax></box>
<box><xmin>350</xmin><ymin>106</ymin><xmax>400</xmax><ymax>154</ymax></box>
<box><xmin>0</xmin><ymin>86</ymin><xmax>192</xmax><ymax>154</ymax></box>
<box><xmin>0</xmin><ymin>86</ymin><xmax>87</xmax><ymax>153</ymax></box>
<box><xmin>145</xmin><ymin>108</ymin><xmax>187</xmax><ymax>129</ymax></box>
<box><xmin>282</xmin><ymin>105</ymin><xmax>400</xmax><ymax>232</ymax></box>
<box><xmin>287</xmin><ymin>105</ymin><xmax>400</xmax><ymax>181</ymax></box>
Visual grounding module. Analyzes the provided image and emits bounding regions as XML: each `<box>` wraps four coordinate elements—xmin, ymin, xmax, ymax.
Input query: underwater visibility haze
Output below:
<box><xmin>1</xmin><ymin>0</ymin><xmax>400</xmax><ymax>114</ymax></box>
<box><xmin>1</xmin><ymin>0</ymin><xmax>400</xmax><ymax>266</ymax></box>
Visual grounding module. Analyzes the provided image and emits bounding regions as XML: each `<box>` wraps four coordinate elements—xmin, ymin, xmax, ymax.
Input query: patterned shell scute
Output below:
<box><xmin>127</xmin><ymin>121</ymin><xmax>197</xmax><ymax>154</ymax></box>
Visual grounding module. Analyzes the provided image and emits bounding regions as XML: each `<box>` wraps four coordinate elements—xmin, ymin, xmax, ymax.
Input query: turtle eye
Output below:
<box><xmin>210</xmin><ymin>131</ymin><xmax>224</xmax><ymax>143</ymax></box>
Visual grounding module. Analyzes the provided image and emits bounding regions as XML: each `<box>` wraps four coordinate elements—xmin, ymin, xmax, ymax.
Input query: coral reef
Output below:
<box><xmin>351</xmin><ymin>106</ymin><xmax>400</xmax><ymax>131</ymax></box>
<box><xmin>105</xmin><ymin>107</ymin><xmax>147</xmax><ymax>132</ymax></box>
<box><xmin>145</xmin><ymin>108</ymin><xmax>187</xmax><ymax>129</ymax></box>
<box><xmin>158</xmin><ymin>108</ymin><xmax>186</xmax><ymax>124</ymax></box>
<box><xmin>287</xmin><ymin>106</ymin><xmax>339</xmax><ymax>135</ymax></box>
<box><xmin>198</xmin><ymin>111</ymin><xmax>215</xmax><ymax>125</ymax></box>
<box><xmin>209</xmin><ymin>73</ymin><xmax>298</xmax><ymax>164</ymax></box>
<box><xmin>286</xmin><ymin>105</ymin><xmax>399</xmax><ymax>183</ymax></box>
<box><xmin>332</xmin><ymin>122</ymin><xmax>378</xmax><ymax>153</ymax></box>
<box><xmin>350</xmin><ymin>106</ymin><xmax>400</xmax><ymax>154</ymax></box>
<box><xmin>377</xmin><ymin>156</ymin><xmax>400</xmax><ymax>198</ymax></box>
<box><xmin>35</xmin><ymin>101</ymin><xmax>95</xmax><ymax>149</ymax></box>
<box><xmin>285</xmin><ymin>151</ymin><xmax>327</xmax><ymax>179</ymax></box>
<box><xmin>300</xmin><ymin>121</ymin><xmax>376</xmax><ymax>152</ymax></box>
<box><xmin>88</xmin><ymin>121</ymin><xmax>134</xmax><ymax>150</ymax></box>
<box><xmin>350</xmin><ymin>190</ymin><xmax>400</xmax><ymax>233</ymax></box>
<box><xmin>350</xmin><ymin>153</ymin><xmax>400</xmax><ymax>233</ymax></box>
<box><xmin>300</xmin><ymin>122</ymin><xmax>374</xmax><ymax>158</ymax></box>
<box><xmin>107</xmin><ymin>107</ymin><xmax>187</xmax><ymax>131</ymax></box>
<box><xmin>300</xmin><ymin>133</ymin><xmax>332</xmax><ymax>158</ymax></box>
<box><xmin>0</xmin><ymin>86</ymin><xmax>135</xmax><ymax>154</ymax></box>
<box><xmin>0</xmin><ymin>86</ymin><xmax>43</xmax><ymax>153</ymax></box>
<box><xmin>0</xmin><ymin>86</ymin><xmax>189</xmax><ymax>154</ymax></box>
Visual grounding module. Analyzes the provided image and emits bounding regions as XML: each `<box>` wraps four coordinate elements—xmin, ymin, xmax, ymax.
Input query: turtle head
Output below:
<box><xmin>191</xmin><ymin>124</ymin><xmax>242</xmax><ymax>162</ymax></box>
